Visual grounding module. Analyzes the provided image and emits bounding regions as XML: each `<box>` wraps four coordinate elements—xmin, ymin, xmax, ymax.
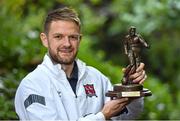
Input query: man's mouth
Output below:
<box><xmin>59</xmin><ymin>48</ymin><xmax>73</xmax><ymax>53</ymax></box>
<box><xmin>58</xmin><ymin>50</ymin><xmax>73</xmax><ymax>56</ymax></box>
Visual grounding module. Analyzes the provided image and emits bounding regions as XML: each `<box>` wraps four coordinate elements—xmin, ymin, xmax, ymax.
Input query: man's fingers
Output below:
<box><xmin>139</xmin><ymin>74</ymin><xmax>147</xmax><ymax>84</ymax></box>
<box><xmin>116</xmin><ymin>98</ymin><xmax>129</xmax><ymax>104</ymax></box>
<box><xmin>133</xmin><ymin>73</ymin><xmax>147</xmax><ymax>84</ymax></box>
<box><xmin>108</xmin><ymin>98</ymin><xmax>129</xmax><ymax>110</ymax></box>
<box><xmin>123</xmin><ymin>63</ymin><xmax>145</xmax><ymax>74</ymax></box>
<box><xmin>129</xmin><ymin>70</ymin><xmax>143</xmax><ymax>79</ymax></box>
<box><xmin>136</xmin><ymin>63</ymin><xmax>145</xmax><ymax>72</ymax></box>
<box><xmin>122</xmin><ymin>63</ymin><xmax>147</xmax><ymax>84</ymax></box>
<box><xmin>133</xmin><ymin>72</ymin><xmax>145</xmax><ymax>83</ymax></box>
<box><xmin>113</xmin><ymin>98</ymin><xmax>129</xmax><ymax>111</ymax></box>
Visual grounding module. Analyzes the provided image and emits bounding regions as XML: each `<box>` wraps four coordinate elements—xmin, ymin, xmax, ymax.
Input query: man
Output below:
<box><xmin>15</xmin><ymin>7</ymin><xmax>146</xmax><ymax>120</ymax></box>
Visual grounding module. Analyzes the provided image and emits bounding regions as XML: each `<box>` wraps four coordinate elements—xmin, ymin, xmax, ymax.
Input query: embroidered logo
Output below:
<box><xmin>83</xmin><ymin>84</ymin><xmax>97</xmax><ymax>97</ymax></box>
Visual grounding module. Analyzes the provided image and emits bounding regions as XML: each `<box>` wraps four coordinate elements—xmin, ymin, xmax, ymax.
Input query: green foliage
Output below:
<box><xmin>139</xmin><ymin>76</ymin><xmax>180</xmax><ymax>119</ymax></box>
<box><xmin>141</xmin><ymin>77</ymin><xmax>176</xmax><ymax>119</ymax></box>
<box><xmin>78</xmin><ymin>37</ymin><xmax>123</xmax><ymax>84</ymax></box>
<box><xmin>0</xmin><ymin>0</ymin><xmax>180</xmax><ymax>120</ymax></box>
<box><xmin>0</xmin><ymin>69</ymin><xmax>27</xmax><ymax>119</ymax></box>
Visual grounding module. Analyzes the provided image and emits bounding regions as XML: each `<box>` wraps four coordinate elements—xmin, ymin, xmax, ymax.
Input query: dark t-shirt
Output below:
<box><xmin>67</xmin><ymin>61</ymin><xmax>78</xmax><ymax>95</ymax></box>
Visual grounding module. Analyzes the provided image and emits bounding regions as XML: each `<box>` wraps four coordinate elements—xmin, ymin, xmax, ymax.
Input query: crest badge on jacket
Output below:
<box><xmin>83</xmin><ymin>84</ymin><xmax>97</xmax><ymax>97</ymax></box>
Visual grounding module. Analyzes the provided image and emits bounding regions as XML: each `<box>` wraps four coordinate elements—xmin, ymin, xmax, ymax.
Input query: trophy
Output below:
<box><xmin>106</xmin><ymin>26</ymin><xmax>152</xmax><ymax>99</ymax></box>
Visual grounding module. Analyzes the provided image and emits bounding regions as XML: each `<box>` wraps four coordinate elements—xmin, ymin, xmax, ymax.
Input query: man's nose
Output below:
<box><xmin>63</xmin><ymin>36</ymin><xmax>71</xmax><ymax>47</ymax></box>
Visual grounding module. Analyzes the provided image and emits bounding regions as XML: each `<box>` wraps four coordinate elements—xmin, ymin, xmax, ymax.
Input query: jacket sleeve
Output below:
<box><xmin>78</xmin><ymin>112</ymin><xmax>106</xmax><ymax>121</ymax></box>
<box><xmin>111</xmin><ymin>97</ymin><xmax>144</xmax><ymax>120</ymax></box>
<box><xmin>15</xmin><ymin>79</ymin><xmax>61</xmax><ymax>120</ymax></box>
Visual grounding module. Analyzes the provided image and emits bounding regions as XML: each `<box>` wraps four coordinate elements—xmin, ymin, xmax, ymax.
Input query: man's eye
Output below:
<box><xmin>69</xmin><ymin>35</ymin><xmax>78</xmax><ymax>40</ymax></box>
<box><xmin>55</xmin><ymin>35</ymin><xmax>63</xmax><ymax>39</ymax></box>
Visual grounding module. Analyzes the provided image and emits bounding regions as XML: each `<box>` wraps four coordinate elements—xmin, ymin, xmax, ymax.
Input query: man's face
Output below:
<box><xmin>41</xmin><ymin>20</ymin><xmax>81</xmax><ymax>65</ymax></box>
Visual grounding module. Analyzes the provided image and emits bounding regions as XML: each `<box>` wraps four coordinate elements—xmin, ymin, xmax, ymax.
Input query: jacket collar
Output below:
<box><xmin>41</xmin><ymin>53</ymin><xmax>86</xmax><ymax>81</ymax></box>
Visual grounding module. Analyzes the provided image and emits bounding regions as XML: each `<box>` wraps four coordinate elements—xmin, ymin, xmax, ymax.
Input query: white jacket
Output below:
<box><xmin>15</xmin><ymin>54</ymin><xmax>143</xmax><ymax>120</ymax></box>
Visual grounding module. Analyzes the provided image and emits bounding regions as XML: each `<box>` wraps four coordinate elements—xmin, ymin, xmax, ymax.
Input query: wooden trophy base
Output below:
<box><xmin>106</xmin><ymin>84</ymin><xmax>152</xmax><ymax>98</ymax></box>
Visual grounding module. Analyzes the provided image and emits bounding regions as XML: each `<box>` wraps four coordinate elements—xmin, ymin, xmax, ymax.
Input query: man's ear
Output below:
<box><xmin>40</xmin><ymin>33</ymin><xmax>48</xmax><ymax>48</ymax></box>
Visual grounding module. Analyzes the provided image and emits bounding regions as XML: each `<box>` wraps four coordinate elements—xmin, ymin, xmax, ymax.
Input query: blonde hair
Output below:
<box><xmin>44</xmin><ymin>7</ymin><xmax>81</xmax><ymax>34</ymax></box>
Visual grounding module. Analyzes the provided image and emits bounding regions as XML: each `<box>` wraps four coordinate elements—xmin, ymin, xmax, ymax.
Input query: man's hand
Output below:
<box><xmin>101</xmin><ymin>98</ymin><xmax>129</xmax><ymax>120</ymax></box>
<box><xmin>122</xmin><ymin>63</ymin><xmax>147</xmax><ymax>84</ymax></box>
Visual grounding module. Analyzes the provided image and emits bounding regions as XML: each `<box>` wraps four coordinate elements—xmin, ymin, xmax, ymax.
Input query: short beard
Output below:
<box><xmin>48</xmin><ymin>50</ymin><xmax>78</xmax><ymax>65</ymax></box>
